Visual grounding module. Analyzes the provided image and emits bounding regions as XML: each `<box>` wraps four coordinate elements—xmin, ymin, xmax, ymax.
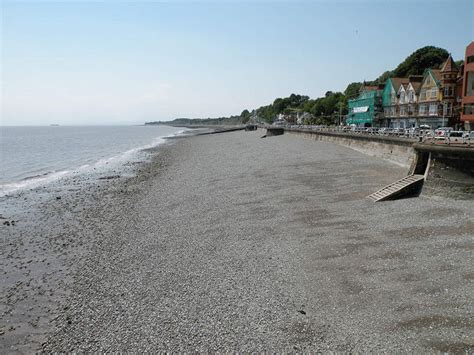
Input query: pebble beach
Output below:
<box><xmin>1</xmin><ymin>129</ymin><xmax>473</xmax><ymax>352</ymax></box>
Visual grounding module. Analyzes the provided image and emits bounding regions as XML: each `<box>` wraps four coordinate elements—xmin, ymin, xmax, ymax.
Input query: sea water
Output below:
<box><xmin>0</xmin><ymin>125</ymin><xmax>185</xmax><ymax>196</ymax></box>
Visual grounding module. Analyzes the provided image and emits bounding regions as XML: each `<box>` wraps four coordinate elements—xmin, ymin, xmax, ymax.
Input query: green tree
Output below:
<box><xmin>344</xmin><ymin>82</ymin><xmax>362</xmax><ymax>99</ymax></box>
<box><xmin>392</xmin><ymin>46</ymin><xmax>449</xmax><ymax>77</ymax></box>
<box><xmin>240</xmin><ymin>109</ymin><xmax>251</xmax><ymax>123</ymax></box>
<box><xmin>375</xmin><ymin>70</ymin><xmax>393</xmax><ymax>84</ymax></box>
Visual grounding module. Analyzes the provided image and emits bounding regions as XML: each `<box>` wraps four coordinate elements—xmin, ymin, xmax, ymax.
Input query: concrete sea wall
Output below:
<box><xmin>414</xmin><ymin>144</ymin><xmax>474</xmax><ymax>198</ymax></box>
<box><xmin>278</xmin><ymin>128</ymin><xmax>474</xmax><ymax>199</ymax></box>
<box><xmin>284</xmin><ymin>128</ymin><xmax>416</xmax><ymax>167</ymax></box>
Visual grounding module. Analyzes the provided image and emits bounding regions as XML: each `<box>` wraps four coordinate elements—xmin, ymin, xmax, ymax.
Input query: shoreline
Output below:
<box><xmin>0</xmin><ymin>125</ymin><xmax>192</xmax><ymax>198</ymax></box>
<box><xmin>0</xmin><ymin>137</ymin><xmax>187</xmax><ymax>352</ymax></box>
<box><xmin>1</xmin><ymin>130</ymin><xmax>473</xmax><ymax>352</ymax></box>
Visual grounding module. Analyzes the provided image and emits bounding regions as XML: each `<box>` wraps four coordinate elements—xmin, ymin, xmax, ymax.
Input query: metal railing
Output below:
<box><xmin>260</xmin><ymin>124</ymin><xmax>473</xmax><ymax>146</ymax></box>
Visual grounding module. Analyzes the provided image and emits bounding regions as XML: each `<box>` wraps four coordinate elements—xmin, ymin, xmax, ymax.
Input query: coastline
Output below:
<box><xmin>0</xmin><ymin>134</ymin><xmax>192</xmax><ymax>352</ymax></box>
<box><xmin>1</xmin><ymin>130</ymin><xmax>473</xmax><ymax>352</ymax></box>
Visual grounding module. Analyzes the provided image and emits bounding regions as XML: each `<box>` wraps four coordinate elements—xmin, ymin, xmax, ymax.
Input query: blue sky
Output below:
<box><xmin>1</xmin><ymin>0</ymin><xmax>473</xmax><ymax>125</ymax></box>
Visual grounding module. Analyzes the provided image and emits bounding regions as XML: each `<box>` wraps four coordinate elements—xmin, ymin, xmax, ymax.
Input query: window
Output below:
<box><xmin>400</xmin><ymin>106</ymin><xmax>406</xmax><ymax>116</ymax></box>
<box><xmin>420</xmin><ymin>89</ymin><xmax>426</xmax><ymax>101</ymax></box>
<box><xmin>408</xmin><ymin>104</ymin><xmax>414</xmax><ymax>114</ymax></box>
<box><xmin>467</xmin><ymin>71</ymin><xmax>474</xmax><ymax>96</ymax></box>
<box><xmin>408</xmin><ymin>91</ymin><xmax>414</xmax><ymax>102</ymax></box>
<box><xmin>429</xmin><ymin>103</ymin><xmax>438</xmax><ymax>116</ymax></box>
<box><xmin>467</xmin><ymin>56</ymin><xmax>474</xmax><ymax>64</ymax></box>
<box><xmin>444</xmin><ymin>86</ymin><xmax>453</xmax><ymax>97</ymax></box>
<box><xmin>464</xmin><ymin>104</ymin><xmax>474</xmax><ymax>115</ymax></box>
<box><xmin>391</xmin><ymin>94</ymin><xmax>397</xmax><ymax>105</ymax></box>
<box><xmin>430</xmin><ymin>88</ymin><xmax>438</xmax><ymax>99</ymax></box>
<box><xmin>400</xmin><ymin>92</ymin><xmax>405</xmax><ymax>103</ymax></box>
<box><xmin>419</xmin><ymin>104</ymin><xmax>426</xmax><ymax>115</ymax></box>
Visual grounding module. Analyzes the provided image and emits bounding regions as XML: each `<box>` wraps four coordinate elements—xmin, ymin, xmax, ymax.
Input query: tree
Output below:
<box><xmin>344</xmin><ymin>82</ymin><xmax>362</xmax><ymax>99</ymax></box>
<box><xmin>392</xmin><ymin>46</ymin><xmax>449</xmax><ymax>77</ymax></box>
<box><xmin>302</xmin><ymin>99</ymin><xmax>316</xmax><ymax>113</ymax></box>
<box><xmin>375</xmin><ymin>70</ymin><xmax>393</xmax><ymax>84</ymax></box>
<box><xmin>240</xmin><ymin>109</ymin><xmax>251</xmax><ymax>123</ymax></box>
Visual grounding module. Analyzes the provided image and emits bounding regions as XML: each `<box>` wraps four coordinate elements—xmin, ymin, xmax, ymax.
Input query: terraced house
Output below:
<box><xmin>396</xmin><ymin>76</ymin><xmax>423</xmax><ymax>128</ymax></box>
<box><xmin>379</xmin><ymin>55</ymin><xmax>462</xmax><ymax>129</ymax></box>
<box><xmin>381</xmin><ymin>77</ymin><xmax>409</xmax><ymax>127</ymax></box>
<box><xmin>417</xmin><ymin>68</ymin><xmax>444</xmax><ymax>127</ymax></box>
<box><xmin>439</xmin><ymin>55</ymin><xmax>460</xmax><ymax>126</ymax></box>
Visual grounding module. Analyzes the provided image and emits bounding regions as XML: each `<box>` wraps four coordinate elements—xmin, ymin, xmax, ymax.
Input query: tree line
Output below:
<box><xmin>148</xmin><ymin>46</ymin><xmax>458</xmax><ymax>126</ymax></box>
<box><xmin>240</xmin><ymin>46</ymin><xmax>455</xmax><ymax>125</ymax></box>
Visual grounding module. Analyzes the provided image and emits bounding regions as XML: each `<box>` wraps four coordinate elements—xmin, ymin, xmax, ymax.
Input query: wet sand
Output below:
<box><xmin>1</xmin><ymin>130</ymin><xmax>473</xmax><ymax>352</ymax></box>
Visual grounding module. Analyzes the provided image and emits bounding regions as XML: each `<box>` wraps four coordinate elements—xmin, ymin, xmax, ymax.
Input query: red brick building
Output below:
<box><xmin>440</xmin><ymin>55</ymin><xmax>459</xmax><ymax>127</ymax></box>
<box><xmin>461</xmin><ymin>41</ymin><xmax>474</xmax><ymax>130</ymax></box>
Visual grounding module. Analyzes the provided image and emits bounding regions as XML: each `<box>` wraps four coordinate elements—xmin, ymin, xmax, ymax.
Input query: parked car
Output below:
<box><xmin>421</xmin><ymin>129</ymin><xmax>435</xmax><ymax>141</ymax></box>
<box><xmin>355</xmin><ymin>127</ymin><xmax>368</xmax><ymax>134</ymax></box>
<box><xmin>444</xmin><ymin>131</ymin><xmax>464</xmax><ymax>144</ymax></box>
<box><xmin>378</xmin><ymin>127</ymin><xmax>391</xmax><ymax>135</ymax></box>
<box><xmin>391</xmin><ymin>128</ymin><xmax>405</xmax><ymax>135</ymax></box>
<box><xmin>463</xmin><ymin>131</ymin><xmax>474</xmax><ymax>145</ymax></box>
<box><xmin>434</xmin><ymin>127</ymin><xmax>453</xmax><ymax>140</ymax></box>
<box><xmin>408</xmin><ymin>127</ymin><xmax>420</xmax><ymax>137</ymax></box>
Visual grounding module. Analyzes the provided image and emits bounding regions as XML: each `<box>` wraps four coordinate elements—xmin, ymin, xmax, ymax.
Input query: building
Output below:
<box><xmin>456</xmin><ymin>63</ymin><xmax>464</xmax><ymax>122</ymax></box>
<box><xmin>378</xmin><ymin>55</ymin><xmax>464</xmax><ymax>129</ymax></box>
<box><xmin>461</xmin><ymin>41</ymin><xmax>474</xmax><ymax>130</ymax></box>
<box><xmin>346</xmin><ymin>85</ymin><xmax>383</xmax><ymax>127</ymax></box>
<box><xmin>381</xmin><ymin>77</ymin><xmax>409</xmax><ymax>127</ymax></box>
<box><xmin>296</xmin><ymin>111</ymin><xmax>313</xmax><ymax>125</ymax></box>
<box><xmin>406</xmin><ymin>76</ymin><xmax>423</xmax><ymax>127</ymax></box>
<box><xmin>416</xmin><ymin>68</ymin><xmax>447</xmax><ymax>127</ymax></box>
<box><xmin>439</xmin><ymin>55</ymin><xmax>460</xmax><ymax>127</ymax></box>
<box><xmin>394</xmin><ymin>76</ymin><xmax>424</xmax><ymax>128</ymax></box>
<box><xmin>276</xmin><ymin>113</ymin><xmax>296</xmax><ymax>125</ymax></box>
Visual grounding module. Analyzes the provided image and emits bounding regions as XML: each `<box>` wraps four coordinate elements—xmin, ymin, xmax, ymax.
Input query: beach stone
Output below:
<box><xmin>4</xmin><ymin>130</ymin><xmax>474</xmax><ymax>354</ymax></box>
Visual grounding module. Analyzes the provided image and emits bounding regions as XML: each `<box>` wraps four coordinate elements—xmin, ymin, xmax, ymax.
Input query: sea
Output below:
<box><xmin>0</xmin><ymin>125</ymin><xmax>187</xmax><ymax>197</ymax></box>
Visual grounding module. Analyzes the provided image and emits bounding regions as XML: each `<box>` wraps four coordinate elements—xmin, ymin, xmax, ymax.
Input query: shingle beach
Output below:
<box><xmin>1</xmin><ymin>129</ymin><xmax>473</xmax><ymax>352</ymax></box>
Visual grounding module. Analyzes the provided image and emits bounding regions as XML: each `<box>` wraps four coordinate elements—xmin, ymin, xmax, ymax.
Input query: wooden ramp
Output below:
<box><xmin>368</xmin><ymin>174</ymin><xmax>425</xmax><ymax>202</ymax></box>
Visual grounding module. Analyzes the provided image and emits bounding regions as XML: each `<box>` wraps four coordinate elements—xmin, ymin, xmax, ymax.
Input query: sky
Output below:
<box><xmin>1</xmin><ymin>0</ymin><xmax>473</xmax><ymax>126</ymax></box>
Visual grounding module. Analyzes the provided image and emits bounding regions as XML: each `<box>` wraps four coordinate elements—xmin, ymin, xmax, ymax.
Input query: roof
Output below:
<box><xmin>389</xmin><ymin>77</ymin><xmax>410</xmax><ymax>91</ymax></box>
<box><xmin>408</xmin><ymin>75</ymin><xmax>423</xmax><ymax>82</ymax></box>
<box><xmin>406</xmin><ymin>75</ymin><xmax>423</xmax><ymax>93</ymax></box>
<box><xmin>440</xmin><ymin>55</ymin><xmax>458</xmax><ymax>73</ymax></box>
<box><xmin>361</xmin><ymin>85</ymin><xmax>379</xmax><ymax>93</ymax></box>
<box><xmin>409</xmin><ymin>80</ymin><xmax>422</xmax><ymax>93</ymax></box>
<box><xmin>421</xmin><ymin>68</ymin><xmax>442</xmax><ymax>87</ymax></box>
<box><xmin>430</xmin><ymin>69</ymin><xmax>441</xmax><ymax>81</ymax></box>
<box><xmin>465</xmin><ymin>41</ymin><xmax>474</xmax><ymax>56</ymax></box>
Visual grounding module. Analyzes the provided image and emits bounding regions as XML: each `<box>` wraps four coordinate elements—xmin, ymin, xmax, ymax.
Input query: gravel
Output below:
<box><xmin>1</xmin><ymin>129</ymin><xmax>473</xmax><ymax>352</ymax></box>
